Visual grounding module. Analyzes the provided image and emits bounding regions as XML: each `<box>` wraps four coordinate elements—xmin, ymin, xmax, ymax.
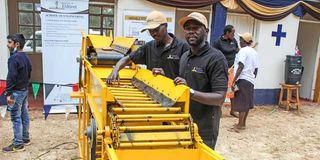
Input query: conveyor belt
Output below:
<box><xmin>108</xmin><ymin>79</ymin><xmax>194</xmax><ymax>149</ymax></box>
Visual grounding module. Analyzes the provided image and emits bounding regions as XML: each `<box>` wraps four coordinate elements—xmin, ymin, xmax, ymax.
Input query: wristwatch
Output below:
<box><xmin>190</xmin><ymin>88</ymin><xmax>195</xmax><ymax>97</ymax></box>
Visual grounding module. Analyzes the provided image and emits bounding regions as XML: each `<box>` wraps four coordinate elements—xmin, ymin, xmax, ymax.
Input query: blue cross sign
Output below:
<box><xmin>272</xmin><ymin>24</ymin><xmax>286</xmax><ymax>46</ymax></box>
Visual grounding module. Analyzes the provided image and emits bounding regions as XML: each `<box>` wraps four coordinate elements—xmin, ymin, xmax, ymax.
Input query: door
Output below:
<box><xmin>314</xmin><ymin>57</ymin><xmax>320</xmax><ymax>103</ymax></box>
<box><xmin>297</xmin><ymin>22</ymin><xmax>320</xmax><ymax>100</ymax></box>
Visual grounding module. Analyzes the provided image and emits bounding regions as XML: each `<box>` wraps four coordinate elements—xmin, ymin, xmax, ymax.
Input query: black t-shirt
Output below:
<box><xmin>129</xmin><ymin>33</ymin><xmax>189</xmax><ymax>79</ymax></box>
<box><xmin>179</xmin><ymin>42</ymin><xmax>228</xmax><ymax>141</ymax></box>
<box><xmin>212</xmin><ymin>36</ymin><xmax>239</xmax><ymax>68</ymax></box>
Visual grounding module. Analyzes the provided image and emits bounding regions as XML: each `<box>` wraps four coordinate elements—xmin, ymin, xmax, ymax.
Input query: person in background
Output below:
<box><xmin>213</xmin><ymin>25</ymin><xmax>239</xmax><ymax>118</ymax></box>
<box><xmin>3</xmin><ymin>33</ymin><xmax>32</xmax><ymax>152</ymax></box>
<box><xmin>231</xmin><ymin>32</ymin><xmax>259</xmax><ymax>132</ymax></box>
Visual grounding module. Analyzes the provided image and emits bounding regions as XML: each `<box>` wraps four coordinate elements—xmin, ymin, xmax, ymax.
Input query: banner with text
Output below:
<box><xmin>41</xmin><ymin>0</ymin><xmax>88</xmax><ymax>113</ymax></box>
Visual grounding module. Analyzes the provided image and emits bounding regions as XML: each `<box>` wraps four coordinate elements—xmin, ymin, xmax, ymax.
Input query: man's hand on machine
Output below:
<box><xmin>173</xmin><ymin>77</ymin><xmax>187</xmax><ymax>86</ymax></box>
<box><xmin>106</xmin><ymin>70</ymin><xmax>120</xmax><ymax>84</ymax></box>
<box><xmin>152</xmin><ymin>68</ymin><xmax>165</xmax><ymax>76</ymax></box>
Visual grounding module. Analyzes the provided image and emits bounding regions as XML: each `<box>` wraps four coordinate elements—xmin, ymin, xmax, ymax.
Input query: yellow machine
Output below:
<box><xmin>71</xmin><ymin>34</ymin><xmax>224</xmax><ymax>160</ymax></box>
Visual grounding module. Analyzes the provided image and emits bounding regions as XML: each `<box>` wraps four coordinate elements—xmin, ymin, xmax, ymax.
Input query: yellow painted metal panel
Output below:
<box><xmin>116</xmin><ymin>114</ymin><xmax>190</xmax><ymax>119</ymax></box>
<box><xmin>116</xmin><ymin>149</ymin><xmax>200</xmax><ymax>160</ymax></box>
<box><xmin>196</xmin><ymin>142</ymin><xmax>225</xmax><ymax>160</ymax></box>
<box><xmin>119</xmin><ymin>131</ymin><xmax>191</xmax><ymax>142</ymax></box>
<box><xmin>106</xmin><ymin>143</ymin><xmax>119</xmax><ymax>160</ymax></box>
<box><xmin>118</xmin><ymin>141</ymin><xmax>192</xmax><ymax>148</ymax></box>
<box><xmin>116</xmin><ymin>100</ymin><xmax>157</xmax><ymax>104</ymax></box>
<box><xmin>114</xmin><ymin>96</ymin><xmax>152</xmax><ymax>100</ymax></box>
<box><xmin>87</xmin><ymin>94</ymin><xmax>103</xmax><ymax>130</ymax></box>
<box><xmin>134</xmin><ymin>68</ymin><xmax>190</xmax><ymax>107</ymax></box>
<box><xmin>87</xmin><ymin>34</ymin><xmax>113</xmax><ymax>49</ymax></box>
<box><xmin>112</xmin><ymin>37</ymin><xmax>136</xmax><ymax>50</ymax></box>
<box><xmin>110</xmin><ymin>90</ymin><xmax>144</xmax><ymax>94</ymax></box>
<box><xmin>119</xmin><ymin>125</ymin><xmax>189</xmax><ymax>131</ymax></box>
<box><xmin>116</xmin><ymin>118</ymin><xmax>185</xmax><ymax>122</ymax></box>
<box><xmin>112</xmin><ymin>93</ymin><xmax>148</xmax><ymax>97</ymax></box>
<box><xmin>111</xmin><ymin>107</ymin><xmax>181</xmax><ymax>113</ymax></box>
<box><xmin>116</xmin><ymin>148</ymin><xmax>223</xmax><ymax>160</ymax></box>
<box><xmin>70</xmin><ymin>91</ymin><xmax>84</xmax><ymax>98</ymax></box>
<box><xmin>108</xmin><ymin>87</ymin><xmax>139</xmax><ymax>91</ymax></box>
<box><xmin>120</xmin><ymin>103</ymin><xmax>162</xmax><ymax>107</ymax></box>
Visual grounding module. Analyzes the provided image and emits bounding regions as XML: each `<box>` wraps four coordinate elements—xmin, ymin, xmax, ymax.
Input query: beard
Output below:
<box><xmin>186</xmin><ymin>34</ymin><xmax>205</xmax><ymax>46</ymax></box>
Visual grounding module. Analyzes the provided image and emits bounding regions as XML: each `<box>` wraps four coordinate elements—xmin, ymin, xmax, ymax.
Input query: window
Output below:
<box><xmin>89</xmin><ymin>4</ymin><xmax>114</xmax><ymax>36</ymax></box>
<box><xmin>18</xmin><ymin>2</ymin><xmax>42</xmax><ymax>53</ymax></box>
<box><xmin>16</xmin><ymin>2</ymin><xmax>115</xmax><ymax>53</ymax></box>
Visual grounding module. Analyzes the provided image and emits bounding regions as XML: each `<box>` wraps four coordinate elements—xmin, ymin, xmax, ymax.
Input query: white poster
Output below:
<box><xmin>41</xmin><ymin>0</ymin><xmax>88</xmax><ymax>84</ymax></box>
<box><xmin>123</xmin><ymin>10</ymin><xmax>175</xmax><ymax>42</ymax></box>
<box><xmin>41</xmin><ymin>0</ymin><xmax>88</xmax><ymax>112</ymax></box>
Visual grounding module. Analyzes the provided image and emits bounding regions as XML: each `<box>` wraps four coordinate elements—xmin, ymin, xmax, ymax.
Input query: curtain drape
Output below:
<box><xmin>237</xmin><ymin>0</ymin><xmax>320</xmax><ymax>20</ymax></box>
<box><xmin>147</xmin><ymin>0</ymin><xmax>320</xmax><ymax>20</ymax></box>
<box><xmin>147</xmin><ymin>0</ymin><xmax>220</xmax><ymax>9</ymax></box>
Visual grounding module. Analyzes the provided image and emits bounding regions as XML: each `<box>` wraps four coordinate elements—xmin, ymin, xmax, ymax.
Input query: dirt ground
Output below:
<box><xmin>0</xmin><ymin>111</ymin><xmax>79</xmax><ymax>160</ymax></box>
<box><xmin>0</xmin><ymin>104</ymin><xmax>320</xmax><ymax>160</ymax></box>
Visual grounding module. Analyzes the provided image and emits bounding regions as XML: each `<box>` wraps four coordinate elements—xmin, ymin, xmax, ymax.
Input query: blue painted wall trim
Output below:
<box><xmin>254</xmin><ymin>89</ymin><xmax>280</xmax><ymax>105</ymax></box>
<box><xmin>210</xmin><ymin>2</ymin><xmax>227</xmax><ymax>45</ymax></box>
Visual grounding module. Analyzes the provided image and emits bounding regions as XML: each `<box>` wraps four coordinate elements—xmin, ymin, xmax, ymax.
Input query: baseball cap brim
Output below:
<box><xmin>179</xmin><ymin>17</ymin><xmax>206</xmax><ymax>28</ymax></box>
<box><xmin>238</xmin><ymin>33</ymin><xmax>252</xmax><ymax>43</ymax></box>
<box><xmin>238</xmin><ymin>33</ymin><xmax>244</xmax><ymax>38</ymax></box>
<box><xmin>141</xmin><ymin>23</ymin><xmax>162</xmax><ymax>33</ymax></box>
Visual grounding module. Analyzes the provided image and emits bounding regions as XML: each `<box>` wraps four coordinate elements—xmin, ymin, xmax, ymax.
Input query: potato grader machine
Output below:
<box><xmin>70</xmin><ymin>33</ymin><xmax>224</xmax><ymax>160</ymax></box>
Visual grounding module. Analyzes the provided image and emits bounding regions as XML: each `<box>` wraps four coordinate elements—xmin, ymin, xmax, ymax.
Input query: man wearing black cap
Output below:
<box><xmin>3</xmin><ymin>33</ymin><xmax>32</xmax><ymax>152</ymax></box>
<box><xmin>106</xmin><ymin>11</ymin><xmax>189</xmax><ymax>83</ymax></box>
<box><xmin>174</xmin><ymin>12</ymin><xmax>228</xmax><ymax>149</ymax></box>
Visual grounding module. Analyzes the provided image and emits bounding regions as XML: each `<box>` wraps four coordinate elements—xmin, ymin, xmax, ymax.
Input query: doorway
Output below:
<box><xmin>297</xmin><ymin>21</ymin><xmax>320</xmax><ymax>101</ymax></box>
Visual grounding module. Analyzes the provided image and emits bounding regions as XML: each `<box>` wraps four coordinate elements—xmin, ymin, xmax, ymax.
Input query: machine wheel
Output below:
<box><xmin>86</xmin><ymin>118</ymin><xmax>97</xmax><ymax>160</ymax></box>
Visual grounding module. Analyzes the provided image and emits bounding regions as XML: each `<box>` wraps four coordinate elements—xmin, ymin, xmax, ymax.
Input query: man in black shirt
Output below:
<box><xmin>106</xmin><ymin>11</ymin><xmax>189</xmax><ymax>83</ymax></box>
<box><xmin>175</xmin><ymin>12</ymin><xmax>228</xmax><ymax>149</ymax></box>
<box><xmin>3</xmin><ymin>33</ymin><xmax>32</xmax><ymax>152</ymax></box>
<box><xmin>213</xmin><ymin>25</ymin><xmax>239</xmax><ymax>118</ymax></box>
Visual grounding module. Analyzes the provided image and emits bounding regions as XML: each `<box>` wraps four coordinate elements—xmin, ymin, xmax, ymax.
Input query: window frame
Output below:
<box><xmin>8</xmin><ymin>0</ymin><xmax>41</xmax><ymax>54</ymax></box>
<box><xmin>18</xmin><ymin>2</ymin><xmax>41</xmax><ymax>53</ymax></box>
<box><xmin>89</xmin><ymin>4</ymin><xmax>115</xmax><ymax>36</ymax></box>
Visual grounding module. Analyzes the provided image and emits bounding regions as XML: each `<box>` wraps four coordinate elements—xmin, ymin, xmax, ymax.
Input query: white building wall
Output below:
<box><xmin>116</xmin><ymin>0</ymin><xmax>175</xmax><ymax>37</ymax></box>
<box><xmin>255</xmin><ymin>14</ymin><xmax>300</xmax><ymax>89</ymax></box>
<box><xmin>0</xmin><ymin>0</ymin><xmax>9</xmax><ymax>80</ymax></box>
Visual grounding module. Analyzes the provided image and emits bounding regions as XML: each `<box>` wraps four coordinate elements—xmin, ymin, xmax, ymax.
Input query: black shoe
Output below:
<box><xmin>2</xmin><ymin>144</ymin><xmax>25</xmax><ymax>153</ymax></box>
<box><xmin>23</xmin><ymin>139</ymin><xmax>31</xmax><ymax>146</ymax></box>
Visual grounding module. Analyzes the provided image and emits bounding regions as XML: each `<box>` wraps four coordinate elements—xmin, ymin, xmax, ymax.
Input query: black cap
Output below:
<box><xmin>7</xmin><ymin>33</ymin><xmax>26</xmax><ymax>49</ymax></box>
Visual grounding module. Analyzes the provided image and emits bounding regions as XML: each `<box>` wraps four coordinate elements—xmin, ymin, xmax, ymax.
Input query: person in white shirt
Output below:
<box><xmin>231</xmin><ymin>32</ymin><xmax>258</xmax><ymax>131</ymax></box>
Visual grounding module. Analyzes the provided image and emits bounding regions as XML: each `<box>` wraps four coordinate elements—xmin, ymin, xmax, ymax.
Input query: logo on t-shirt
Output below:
<box><xmin>167</xmin><ymin>54</ymin><xmax>180</xmax><ymax>60</ymax></box>
<box><xmin>192</xmin><ymin>67</ymin><xmax>205</xmax><ymax>73</ymax></box>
